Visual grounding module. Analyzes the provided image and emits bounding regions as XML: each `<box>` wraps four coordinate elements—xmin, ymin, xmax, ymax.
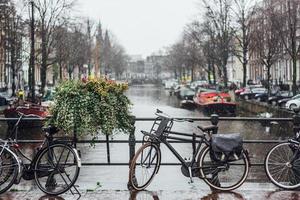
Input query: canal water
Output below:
<box><xmin>4</xmin><ymin>84</ymin><xmax>294</xmax><ymax>192</ymax></box>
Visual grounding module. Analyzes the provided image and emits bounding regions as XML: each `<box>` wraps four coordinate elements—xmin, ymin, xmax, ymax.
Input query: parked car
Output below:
<box><xmin>254</xmin><ymin>89</ymin><xmax>279</xmax><ymax>102</ymax></box>
<box><xmin>189</xmin><ymin>80</ymin><xmax>207</xmax><ymax>91</ymax></box>
<box><xmin>235</xmin><ymin>85</ymin><xmax>263</xmax><ymax>98</ymax></box>
<box><xmin>178</xmin><ymin>87</ymin><xmax>195</xmax><ymax>100</ymax></box>
<box><xmin>235</xmin><ymin>88</ymin><xmax>246</xmax><ymax>97</ymax></box>
<box><xmin>267</xmin><ymin>91</ymin><xmax>293</xmax><ymax>106</ymax></box>
<box><xmin>240</xmin><ymin>87</ymin><xmax>267</xmax><ymax>100</ymax></box>
<box><xmin>286</xmin><ymin>94</ymin><xmax>300</xmax><ymax>110</ymax></box>
<box><xmin>0</xmin><ymin>92</ymin><xmax>15</xmax><ymax>106</ymax></box>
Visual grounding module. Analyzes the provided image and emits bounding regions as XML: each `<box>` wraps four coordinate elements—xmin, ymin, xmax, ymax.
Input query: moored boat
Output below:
<box><xmin>193</xmin><ymin>91</ymin><xmax>236</xmax><ymax>115</ymax></box>
<box><xmin>4</xmin><ymin>104</ymin><xmax>50</xmax><ymax>128</ymax></box>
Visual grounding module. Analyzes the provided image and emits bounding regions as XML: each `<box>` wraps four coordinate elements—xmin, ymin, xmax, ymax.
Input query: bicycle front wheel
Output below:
<box><xmin>199</xmin><ymin>146</ymin><xmax>249</xmax><ymax>191</ymax></box>
<box><xmin>129</xmin><ymin>143</ymin><xmax>161</xmax><ymax>191</ymax></box>
<box><xmin>0</xmin><ymin>147</ymin><xmax>19</xmax><ymax>194</ymax></box>
<box><xmin>265</xmin><ymin>142</ymin><xmax>300</xmax><ymax>189</ymax></box>
<box><xmin>34</xmin><ymin>143</ymin><xmax>80</xmax><ymax>195</ymax></box>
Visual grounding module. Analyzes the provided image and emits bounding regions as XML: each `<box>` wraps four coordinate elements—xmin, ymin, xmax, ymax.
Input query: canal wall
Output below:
<box><xmin>237</xmin><ymin>99</ymin><xmax>293</xmax><ymax>118</ymax></box>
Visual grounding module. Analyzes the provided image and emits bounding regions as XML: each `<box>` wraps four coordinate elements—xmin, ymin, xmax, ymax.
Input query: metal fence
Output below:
<box><xmin>4</xmin><ymin>114</ymin><xmax>298</xmax><ymax>167</ymax></box>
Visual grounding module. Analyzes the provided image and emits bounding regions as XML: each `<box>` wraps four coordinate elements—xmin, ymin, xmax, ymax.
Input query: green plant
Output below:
<box><xmin>86</xmin><ymin>182</ymin><xmax>102</xmax><ymax>192</ymax></box>
<box><xmin>49</xmin><ymin>78</ymin><xmax>133</xmax><ymax>137</ymax></box>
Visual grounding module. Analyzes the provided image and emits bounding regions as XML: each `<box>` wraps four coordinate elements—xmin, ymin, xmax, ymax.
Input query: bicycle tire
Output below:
<box><xmin>265</xmin><ymin>142</ymin><xmax>300</xmax><ymax>189</ymax></box>
<box><xmin>0</xmin><ymin>146</ymin><xmax>19</xmax><ymax>194</ymax></box>
<box><xmin>129</xmin><ymin>143</ymin><xmax>161</xmax><ymax>191</ymax></box>
<box><xmin>34</xmin><ymin>143</ymin><xmax>80</xmax><ymax>195</ymax></box>
<box><xmin>199</xmin><ymin>146</ymin><xmax>249</xmax><ymax>191</ymax></box>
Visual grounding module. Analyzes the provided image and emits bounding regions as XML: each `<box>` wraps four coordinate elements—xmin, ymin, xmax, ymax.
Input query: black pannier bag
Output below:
<box><xmin>210</xmin><ymin>133</ymin><xmax>243</xmax><ymax>162</ymax></box>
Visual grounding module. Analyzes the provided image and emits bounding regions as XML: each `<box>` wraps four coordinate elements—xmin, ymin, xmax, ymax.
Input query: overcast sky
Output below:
<box><xmin>76</xmin><ymin>0</ymin><xmax>200</xmax><ymax>57</ymax></box>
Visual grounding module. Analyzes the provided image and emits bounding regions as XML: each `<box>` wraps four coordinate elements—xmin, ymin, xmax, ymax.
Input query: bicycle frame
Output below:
<box><xmin>147</xmin><ymin>129</ymin><xmax>210</xmax><ymax>178</ymax></box>
<box><xmin>164</xmin><ymin>131</ymin><xmax>209</xmax><ymax>168</ymax></box>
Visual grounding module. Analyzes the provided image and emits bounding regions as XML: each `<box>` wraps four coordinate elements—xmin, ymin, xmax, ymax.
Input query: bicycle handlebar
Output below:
<box><xmin>155</xmin><ymin>109</ymin><xmax>193</xmax><ymax>123</ymax></box>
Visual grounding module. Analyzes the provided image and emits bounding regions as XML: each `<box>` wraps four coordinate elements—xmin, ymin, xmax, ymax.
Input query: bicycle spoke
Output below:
<box><xmin>130</xmin><ymin>143</ymin><xmax>160</xmax><ymax>190</ymax></box>
<box><xmin>34</xmin><ymin>144</ymin><xmax>79</xmax><ymax>195</ymax></box>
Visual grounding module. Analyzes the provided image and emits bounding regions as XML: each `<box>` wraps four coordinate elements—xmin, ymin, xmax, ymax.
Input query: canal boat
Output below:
<box><xmin>4</xmin><ymin>104</ymin><xmax>49</xmax><ymax>128</ymax></box>
<box><xmin>193</xmin><ymin>91</ymin><xmax>236</xmax><ymax>115</ymax></box>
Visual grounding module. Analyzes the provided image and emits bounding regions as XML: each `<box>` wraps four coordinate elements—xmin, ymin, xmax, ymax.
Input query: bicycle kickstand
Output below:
<box><xmin>188</xmin><ymin>167</ymin><xmax>194</xmax><ymax>184</ymax></box>
<box><xmin>70</xmin><ymin>184</ymin><xmax>81</xmax><ymax>200</ymax></box>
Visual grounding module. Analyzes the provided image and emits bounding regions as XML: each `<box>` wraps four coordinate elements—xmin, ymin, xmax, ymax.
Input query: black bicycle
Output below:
<box><xmin>0</xmin><ymin>111</ymin><xmax>81</xmax><ymax>195</ymax></box>
<box><xmin>265</xmin><ymin>108</ymin><xmax>300</xmax><ymax>189</ymax></box>
<box><xmin>129</xmin><ymin>110</ymin><xmax>250</xmax><ymax>191</ymax></box>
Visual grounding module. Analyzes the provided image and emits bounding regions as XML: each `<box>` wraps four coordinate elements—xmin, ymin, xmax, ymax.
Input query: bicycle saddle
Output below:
<box><xmin>42</xmin><ymin>125</ymin><xmax>59</xmax><ymax>135</ymax></box>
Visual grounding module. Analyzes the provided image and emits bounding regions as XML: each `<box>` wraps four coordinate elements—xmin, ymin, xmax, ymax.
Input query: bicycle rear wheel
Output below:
<box><xmin>34</xmin><ymin>143</ymin><xmax>80</xmax><ymax>195</ymax></box>
<box><xmin>265</xmin><ymin>142</ymin><xmax>300</xmax><ymax>189</ymax></box>
<box><xmin>0</xmin><ymin>146</ymin><xmax>19</xmax><ymax>194</ymax></box>
<box><xmin>129</xmin><ymin>143</ymin><xmax>161</xmax><ymax>191</ymax></box>
<box><xmin>199</xmin><ymin>146</ymin><xmax>249</xmax><ymax>191</ymax></box>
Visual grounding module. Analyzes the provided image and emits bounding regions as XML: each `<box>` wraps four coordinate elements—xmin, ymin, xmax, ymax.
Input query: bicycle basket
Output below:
<box><xmin>149</xmin><ymin>117</ymin><xmax>173</xmax><ymax>137</ymax></box>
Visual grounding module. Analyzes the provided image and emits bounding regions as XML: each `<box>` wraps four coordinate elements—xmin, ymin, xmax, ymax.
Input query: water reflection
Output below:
<box><xmin>38</xmin><ymin>195</ymin><xmax>65</xmax><ymax>200</ymax></box>
<box><xmin>129</xmin><ymin>191</ymin><xmax>159</xmax><ymax>200</ymax></box>
<box><xmin>266</xmin><ymin>191</ymin><xmax>300</xmax><ymax>200</ymax></box>
<box><xmin>201</xmin><ymin>191</ymin><xmax>245</xmax><ymax>200</ymax></box>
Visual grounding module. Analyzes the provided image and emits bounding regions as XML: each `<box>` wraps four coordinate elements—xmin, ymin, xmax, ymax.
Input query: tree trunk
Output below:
<box><xmin>267</xmin><ymin>65</ymin><xmax>271</xmax><ymax>95</ymax></box>
<box><xmin>292</xmin><ymin>57</ymin><xmax>297</xmax><ymax>95</ymax></box>
<box><xmin>242</xmin><ymin>62</ymin><xmax>247</xmax><ymax>87</ymax></box>
<box><xmin>11</xmin><ymin>34</ymin><xmax>16</xmax><ymax>97</ymax></box>
<box><xmin>41</xmin><ymin>24</ymin><xmax>47</xmax><ymax>96</ymax></box>
<box><xmin>191</xmin><ymin>66</ymin><xmax>194</xmax><ymax>82</ymax></box>
<box><xmin>207</xmin><ymin>62</ymin><xmax>212</xmax><ymax>84</ymax></box>
<box><xmin>222</xmin><ymin>65</ymin><xmax>228</xmax><ymax>88</ymax></box>
<box><xmin>59</xmin><ymin>61</ymin><xmax>63</xmax><ymax>81</ymax></box>
<box><xmin>212</xmin><ymin>63</ymin><xmax>216</xmax><ymax>85</ymax></box>
<box><xmin>68</xmin><ymin>65</ymin><xmax>72</xmax><ymax>79</ymax></box>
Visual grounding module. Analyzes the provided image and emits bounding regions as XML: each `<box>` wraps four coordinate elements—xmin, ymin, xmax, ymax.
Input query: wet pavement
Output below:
<box><xmin>1</xmin><ymin>186</ymin><xmax>300</xmax><ymax>200</ymax></box>
<box><xmin>1</xmin><ymin>84</ymin><xmax>300</xmax><ymax>199</ymax></box>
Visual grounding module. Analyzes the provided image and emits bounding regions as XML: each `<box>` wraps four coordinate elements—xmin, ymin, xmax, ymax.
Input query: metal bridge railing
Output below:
<box><xmin>2</xmin><ymin>115</ymin><xmax>297</xmax><ymax>167</ymax></box>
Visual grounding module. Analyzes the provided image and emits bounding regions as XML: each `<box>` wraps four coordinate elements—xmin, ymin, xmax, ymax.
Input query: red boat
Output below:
<box><xmin>193</xmin><ymin>91</ymin><xmax>236</xmax><ymax>115</ymax></box>
<box><xmin>4</xmin><ymin>104</ymin><xmax>50</xmax><ymax>128</ymax></box>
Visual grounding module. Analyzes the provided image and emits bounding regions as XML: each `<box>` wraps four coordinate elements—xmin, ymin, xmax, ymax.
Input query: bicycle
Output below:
<box><xmin>0</xmin><ymin>111</ymin><xmax>81</xmax><ymax>195</ymax></box>
<box><xmin>128</xmin><ymin>109</ymin><xmax>250</xmax><ymax>191</ymax></box>
<box><xmin>265</xmin><ymin>108</ymin><xmax>300</xmax><ymax>189</ymax></box>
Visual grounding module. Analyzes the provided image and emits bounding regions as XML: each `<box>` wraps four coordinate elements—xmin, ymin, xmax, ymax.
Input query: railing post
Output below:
<box><xmin>210</xmin><ymin>114</ymin><xmax>219</xmax><ymax>134</ymax></box>
<box><xmin>73</xmin><ymin>127</ymin><xmax>78</xmax><ymax>149</ymax></box>
<box><xmin>106</xmin><ymin>134</ymin><xmax>111</xmax><ymax>164</ymax></box>
<box><xmin>127</xmin><ymin>116</ymin><xmax>136</xmax><ymax>190</ymax></box>
<box><xmin>129</xmin><ymin>116</ymin><xmax>136</xmax><ymax>164</ymax></box>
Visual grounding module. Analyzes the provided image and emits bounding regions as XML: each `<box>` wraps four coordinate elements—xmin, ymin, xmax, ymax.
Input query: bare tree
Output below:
<box><xmin>33</xmin><ymin>0</ymin><xmax>74</xmax><ymax>94</ymax></box>
<box><xmin>232</xmin><ymin>0</ymin><xmax>256</xmax><ymax>87</ymax></box>
<box><xmin>203</xmin><ymin>0</ymin><xmax>235</xmax><ymax>88</ymax></box>
<box><xmin>0</xmin><ymin>2</ymin><xmax>23</xmax><ymax>96</ymax></box>
<box><xmin>109</xmin><ymin>44</ymin><xmax>128</xmax><ymax>79</ymax></box>
<box><xmin>249</xmin><ymin>4</ymin><xmax>282</xmax><ymax>94</ymax></box>
<box><xmin>182</xmin><ymin>31</ymin><xmax>203</xmax><ymax>82</ymax></box>
<box><xmin>52</xmin><ymin>24</ymin><xmax>70</xmax><ymax>81</ymax></box>
<box><xmin>68</xmin><ymin>23</ymin><xmax>89</xmax><ymax>79</ymax></box>
<box><xmin>272</xmin><ymin>0</ymin><xmax>300</xmax><ymax>94</ymax></box>
<box><xmin>94</xmin><ymin>21</ymin><xmax>103</xmax><ymax>77</ymax></box>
